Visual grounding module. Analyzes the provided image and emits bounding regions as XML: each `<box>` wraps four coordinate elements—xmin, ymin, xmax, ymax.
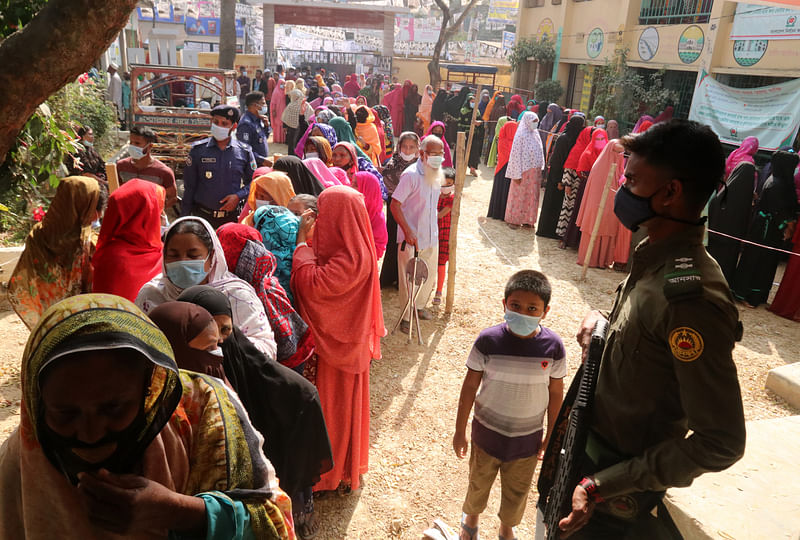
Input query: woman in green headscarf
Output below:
<box><xmin>486</xmin><ymin>116</ymin><xmax>510</xmax><ymax>169</ymax></box>
<box><xmin>0</xmin><ymin>294</ymin><xmax>294</xmax><ymax>539</ymax></box>
<box><xmin>328</xmin><ymin>116</ymin><xmax>370</xmax><ymax>161</ymax></box>
<box><xmin>457</xmin><ymin>93</ymin><xmax>485</xmax><ymax>177</ymax></box>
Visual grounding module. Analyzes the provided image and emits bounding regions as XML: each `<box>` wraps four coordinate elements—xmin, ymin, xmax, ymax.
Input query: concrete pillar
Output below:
<box><xmin>383</xmin><ymin>12</ymin><xmax>394</xmax><ymax>58</ymax></box>
<box><xmin>263</xmin><ymin>4</ymin><xmax>275</xmax><ymax>53</ymax></box>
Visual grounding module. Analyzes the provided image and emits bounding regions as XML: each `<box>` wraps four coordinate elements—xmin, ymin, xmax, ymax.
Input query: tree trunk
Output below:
<box><xmin>219</xmin><ymin>0</ymin><xmax>236</xmax><ymax>69</ymax></box>
<box><xmin>0</xmin><ymin>0</ymin><xmax>138</xmax><ymax>163</ymax></box>
<box><xmin>428</xmin><ymin>0</ymin><xmax>481</xmax><ymax>89</ymax></box>
<box><xmin>427</xmin><ymin>40</ymin><xmax>445</xmax><ymax>88</ymax></box>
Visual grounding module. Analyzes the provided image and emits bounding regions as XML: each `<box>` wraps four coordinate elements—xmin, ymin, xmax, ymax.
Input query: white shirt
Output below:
<box><xmin>392</xmin><ymin>161</ymin><xmax>441</xmax><ymax>251</ymax></box>
<box><xmin>108</xmin><ymin>72</ymin><xmax>123</xmax><ymax>112</ymax></box>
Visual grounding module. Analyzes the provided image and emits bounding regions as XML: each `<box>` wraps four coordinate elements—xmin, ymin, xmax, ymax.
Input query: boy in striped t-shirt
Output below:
<box><xmin>453</xmin><ymin>270</ymin><xmax>566</xmax><ymax>540</ymax></box>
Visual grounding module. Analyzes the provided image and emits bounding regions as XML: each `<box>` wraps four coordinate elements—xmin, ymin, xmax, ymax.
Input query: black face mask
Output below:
<box><xmin>614</xmin><ymin>184</ymin><xmax>706</xmax><ymax>232</ymax></box>
<box><xmin>39</xmin><ymin>398</ymin><xmax>148</xmax><ymax>486</ymax></box>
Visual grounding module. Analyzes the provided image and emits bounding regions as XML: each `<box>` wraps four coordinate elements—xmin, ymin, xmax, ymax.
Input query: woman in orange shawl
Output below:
<box><xmin>92</xmin><ymin>179</ymin><xmax>165</xmax><ymax>302</ymax></box>
<box><xmin>239</xmin><ymin>171</ymin><xmax>296</xmax><ymax>226</ymax></box>
<box><xmin>290</xmin><ymin>186</ymin><xmax>385</xmax><ymax>494</ymax></box>
<box><xmin>7</xmin><ymin>176</ymin><xmax>101</xmax><ymax>329</ymax></box>
<box><xmin>353</xmin><ymin>105</ymin><xmax>383</xmax><ymax>167</ymax></box>
<box><xmin>418</xmin><ymin>85</ymin><xmax>434</xmax><ymax>133</ymax></box>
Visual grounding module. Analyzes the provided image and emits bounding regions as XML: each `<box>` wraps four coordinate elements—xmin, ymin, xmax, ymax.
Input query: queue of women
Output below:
<box><xmin>2</xmin><ymin>74</ymin><xmax>800</xmax><ymax>539</ymax></box>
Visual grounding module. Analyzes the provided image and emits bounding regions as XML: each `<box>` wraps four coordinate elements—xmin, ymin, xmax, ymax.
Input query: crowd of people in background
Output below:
<box><xmin>2</xmin><ymin>63</ymin><xmax>800</xmax><ymax>540</ymax></box>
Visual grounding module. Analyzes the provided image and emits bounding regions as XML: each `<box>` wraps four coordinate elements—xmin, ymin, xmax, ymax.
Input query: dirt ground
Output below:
<box><xmin>0</xmin><ymin>159</ymin><xmax>797</xmax><ymax>539</ymax></box>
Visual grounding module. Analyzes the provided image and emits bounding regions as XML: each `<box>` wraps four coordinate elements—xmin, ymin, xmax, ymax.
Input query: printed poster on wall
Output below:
<box><xmin>688</xmin><ymin>71</ymin><xmax>800</xmax><ymax>150</ymax></box>
<box><xmin>730</xmin><ymin>3</ymin><xmax>800</xmax><ymax>40</ymax></box>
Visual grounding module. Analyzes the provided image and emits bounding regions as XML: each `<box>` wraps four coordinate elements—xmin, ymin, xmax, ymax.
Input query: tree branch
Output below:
<box><xmin>0</xmin><ymin>0</ymin><xmax>138</xmax><ymax>163</ymax></box>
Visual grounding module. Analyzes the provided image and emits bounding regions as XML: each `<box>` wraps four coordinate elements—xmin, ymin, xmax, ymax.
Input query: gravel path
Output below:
<box><xmin>0</xmin><ymin>160</ymin><xmax>796</xmax><ymax>539</ymax></box>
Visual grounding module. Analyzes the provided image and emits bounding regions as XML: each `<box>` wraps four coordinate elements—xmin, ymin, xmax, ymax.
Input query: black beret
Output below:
<box><xmin>211</xmin><ymin>104</ymin><xmax>239</xmax><ymax>123</ymax></box>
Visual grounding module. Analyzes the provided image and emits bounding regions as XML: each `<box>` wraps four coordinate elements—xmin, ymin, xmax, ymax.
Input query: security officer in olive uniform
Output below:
<box><xmin>182</xmin><ymin>105</ymin><xmax>256</xmax><ymax>229</ymax></box>
<box><xmin>559</xmin><ymin>120</ymin><xmax>746</xmax><ymax>539</ymax></box>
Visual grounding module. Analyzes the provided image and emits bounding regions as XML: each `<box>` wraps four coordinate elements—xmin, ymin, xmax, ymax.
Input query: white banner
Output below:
<box><xmin>689</xmin><ymin>72</ymin><xmax>800</xmax><ymax>151</ymax></box>
<box><xmin>730</xmin><ymin>3</ymin><xmax>800</xmax><ymax>40</ymax></box>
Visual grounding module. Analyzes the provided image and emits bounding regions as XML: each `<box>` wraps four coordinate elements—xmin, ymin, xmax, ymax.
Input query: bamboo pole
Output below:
<box><xmin>445</xmin><ymin>83</ymin><xmax>483</xmax><ymax>313</ymax></box>
<box><xmin>446</xmin><ymin>132</ymin><xmax>466</xmax><ymax>314</ymax></box>
<box><xmin>105</xmin><ymin>162</ymin><xmax>120</xmax><ymax>193</ymax></box>
<box><xmin>581</xmin><ymin>163</ymin><xmax>617</xmax><ymax>281</ymax></box>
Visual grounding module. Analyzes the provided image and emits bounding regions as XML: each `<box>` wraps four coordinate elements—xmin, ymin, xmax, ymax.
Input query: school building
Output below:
<box><xmin>515</xmin><ymin>0</ymin><xmax>800</xmax><ymax>127</ymax></box>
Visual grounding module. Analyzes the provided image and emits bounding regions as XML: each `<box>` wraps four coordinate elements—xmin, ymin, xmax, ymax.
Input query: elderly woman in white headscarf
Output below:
<box><xmin>504</xmin><ymin>111</ymin><xmax>544</xmax><ymax>229</ymax></box>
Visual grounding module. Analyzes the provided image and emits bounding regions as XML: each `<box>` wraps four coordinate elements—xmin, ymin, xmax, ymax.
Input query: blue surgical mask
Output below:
<box><xmin>504</xmin><ymin>309</ymin><xmax>541</xmax><ymax>337</ymax></box>
<box><xmin>83</xmin><ymin>140</ymin><xmax>94</xmax><ymax>148</ymax></box>
<box><xmin>211</xmin><ymin>123</ymin><xmax>231</xmax><ymax>141</ymax></box>
<box><xmin>128</xmin><ymin>144</ymin><xmax>146</xmax><ymax>159</ymax></box>
<box><xmin>165</xmin><ymin>258</ymin><xmax>209</xmax><ymax>289</ymax></box>
<box><xmin>260</xmin><ymin>105</ymin><xmax>268</xmax><ymax>115</ymax></box>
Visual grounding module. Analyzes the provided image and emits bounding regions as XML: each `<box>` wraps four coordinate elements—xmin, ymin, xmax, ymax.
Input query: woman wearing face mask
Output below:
<box><xmin>458</xmin><ymin>93</ymin><xmax>485</xmax><ymax>177</ymax></box>
<box><xmin>8</xmin><ymin>176</ymin><xmax>106</xmax><ymax>329</ymax></box>
<box><xmin>135</xmin><ymin>217</ymin><xmax>277</xmax><ymax>359</ymax></box>
<box><xmin>238</xmin><ymin>171</ymin><xmax>296</xmax><ymax>226</ymax></box>
<box><xmin>380</xmin><ymin>132</ymin><xmax>420</xmax><ymax>288</ymax></box>
<box><xmin>556</xmin><ymin>126</ymin><xmax>595</xmax><ymax>239</ymax></box>
<box><xmin>294</xmin><ymin>122</ymin><xmax>338</xmax><ymax>159</ymax></box>
<box><xmin>424</xmin><ymin>121</ymin><xmax>454</xmax><ymax>168</ymax></box>
<box><xmin>0</xmin><ymin>294</ymin><xmax>295</xmax><ymax>540</ymax></box>
<box><xmin>270</xmin><ymin>78</ymin><xmax>287</xmax><ymax>144</ymax></box>
<box><xmin>176</xmin><ymin>285</ymin><xmax>332</xmax><ymax>540</ymax></box>
<box><xmin>504</xmin><ymin>112</ymin><xmax>544</xmax><ymax>229</ymax></box>
<box><xmin>330</xmin><ymin>141</ymin><xmax>389</xmax><ymax>200</ymax></box>
<box><xmin>65</xmin><ymin>126</ymin><xmax>107</xmax><ymax>183</ymax></box>
<box><xmin>562</xmin><ymin>128</ymin><xmax>609</xmax><ymax>249</ymax></box>
<box><xmin>273</xmin><ymin>155</ymin><xmax>326</xmax><ymax>196</ymax></box>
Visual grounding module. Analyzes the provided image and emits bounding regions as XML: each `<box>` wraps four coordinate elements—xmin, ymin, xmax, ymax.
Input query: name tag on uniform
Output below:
<box><xmin>205</xmin><ymin>171</ymin><xmax>213</xmax><ymax>179</ymax></box>
<box><xmin>201</xmin><ymin>157</ymin><xmax>216</xmax><ymax>163</ymax></box>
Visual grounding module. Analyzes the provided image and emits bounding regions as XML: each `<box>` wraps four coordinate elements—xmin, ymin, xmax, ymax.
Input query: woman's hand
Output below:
<box><xmin>297</xmin><ymin>209</ymin><xmax>317</xmax><ymax>244</ymax></box>
<box><xmin>77</xmin><ymin>469</ymin><xmax>206</xmax><ymax>535</ymax></box>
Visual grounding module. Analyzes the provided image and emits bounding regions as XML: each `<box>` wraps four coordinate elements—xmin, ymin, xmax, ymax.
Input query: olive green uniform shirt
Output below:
<box><xmin>592</xmin><ymin>225</ymin><xmax>746</xmax><ymax>499</ymax></box>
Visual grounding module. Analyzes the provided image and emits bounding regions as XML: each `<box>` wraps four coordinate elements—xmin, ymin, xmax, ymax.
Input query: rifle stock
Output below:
<box><xmin>541</xmin><ymin>319</ymin><xmax>609</xmax><ymax>539</ymax></box>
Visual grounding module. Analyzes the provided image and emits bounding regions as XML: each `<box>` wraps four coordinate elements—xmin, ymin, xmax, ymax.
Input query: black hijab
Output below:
<box><xmin>431</xmin><ymin>89</ymin><xmax>448</xmax><ymax>121</ymax></box>
<box><xmin>273</xmin><ymin>155</ymin><xmax>325</xmax><ymax>196</ymax></box>
<box><xmin>177</xmin><ymin>286</ymin><xmax>333</xmax><ymax>497</ymax></box>
<box><xmin>445</xmin><ymin>87</ymin><xmax>471</xmax><ymax>117</ymax></box>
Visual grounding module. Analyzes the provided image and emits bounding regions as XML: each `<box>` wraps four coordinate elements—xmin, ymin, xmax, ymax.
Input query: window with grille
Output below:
<box><xmin>632</xmin><ymin>68</ymin><xmax>696</xmax><ymax>119</ymax></box>
<box><xmin>524</xmin><ymin>0</ymin><xmax>545</xmax><ymax>7</ymax></box>
<box><xmin>714</xmin><ymin>73</ymin><xmax>793</xmax><ymax>89</ymax></box>
<box><xmin>639</xmin><ymin>0</ymin><xmax>713</xmax><ymax>25</ymax></box>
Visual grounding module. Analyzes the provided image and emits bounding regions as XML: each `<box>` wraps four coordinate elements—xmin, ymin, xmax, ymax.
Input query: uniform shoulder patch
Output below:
<box><xmin>669</xmin><ymin>326</ymin><xmax>704</xmax><ymax>362</ymax></box>
<box><xmin>663</xmin><ymin>254</ymin><xmax>703</xmax><ymax>302</ymax></box>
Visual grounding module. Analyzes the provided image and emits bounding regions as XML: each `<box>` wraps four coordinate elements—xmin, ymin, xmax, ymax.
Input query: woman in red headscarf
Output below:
<box><xmin>92</xmin><ymin>179</ymin><xmax>165</xmax><ymax>301</ymax></box>
<box><xmin>382</xmin><ymin>80</ymin><xmax>411</xmax><ymax>138</ymax></box>
<box><xmin>556</xmin><ymin>125</ymin><xmax>594</xmax><ymax>239</ymax></box>
<box><xmin>562</xmin><ymin>128</ymin><xmax>608</xmax><ymax>248</ymax></box>
<box><xmin>291</xmin><ymin>186</ymin><xmax>385</xmax><ymax>495</ymax></box>
<box><xmin>343</xmin><ymin>74</ymin><xmax>361</xmax><ymax>98</ymax></box>
<box><xmin>506</xmin><ymin>94</ymin><xmax>524</xmax><ymax>120</ymax></box>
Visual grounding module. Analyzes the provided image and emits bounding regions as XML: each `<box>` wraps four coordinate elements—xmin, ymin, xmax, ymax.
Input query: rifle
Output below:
<box><xmin>539</xmin><ymin>319</ymin><xmax>609</xmax><ymax>539</ymax></box>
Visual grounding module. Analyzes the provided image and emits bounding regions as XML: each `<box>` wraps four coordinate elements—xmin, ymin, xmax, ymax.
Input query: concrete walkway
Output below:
<box><xmin>665</xmin><ymin>416</ymin><xmax>800</xmax><ymax>539</ymax></box>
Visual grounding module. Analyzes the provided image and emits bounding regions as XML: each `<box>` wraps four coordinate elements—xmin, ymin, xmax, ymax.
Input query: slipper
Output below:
<box><xmin>460</xmin><ymin>515</ymin><xmax>479</xmax><ymax>540</ymax></box>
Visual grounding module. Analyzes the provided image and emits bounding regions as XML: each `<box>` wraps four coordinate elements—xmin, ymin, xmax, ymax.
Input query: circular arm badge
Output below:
<box><xmin>669</xmin><ymin>327</ymin><xmax>704</xmax><ymax>362</ymax></box>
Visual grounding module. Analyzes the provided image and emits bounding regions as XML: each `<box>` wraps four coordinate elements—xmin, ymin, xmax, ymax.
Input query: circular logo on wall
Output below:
<box><xmin>678</xmin><ymin>25</ymin><xmax>704</xmax><ymax>64</ymax></box>
<box><xmin>733</xmin><ymin>39</ymin><xmax>768</xmax><ymax>67</ymax></box>
<box><xmin>638</xmin><ymin>27</ymin><xmax>659</xmax><ymax>61</ymax></box>
<box><xmin>587</xmin><ymin>27</ymin><xmax>604</xmax><ymax>59</ymax></box>
<box><xmin>538</xmin><ymin>18</ymin><xmax>554</xmax><ymax>40</ymax></box>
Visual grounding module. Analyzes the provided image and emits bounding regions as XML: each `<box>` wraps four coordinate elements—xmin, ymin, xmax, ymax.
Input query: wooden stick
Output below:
<box><xmin>105</xmin><ymin>162</ymin><xmax>120</xmax><ymax>193</ymax></box>
<box><xmin>581</xmin><ymin>163</ymin><xmax>617</xmax><ymax>280</ymax></box>
<box><xmin>446</xmin><ymin>132</ymin><xmax>466</xmax><ymax>313</ymax></box>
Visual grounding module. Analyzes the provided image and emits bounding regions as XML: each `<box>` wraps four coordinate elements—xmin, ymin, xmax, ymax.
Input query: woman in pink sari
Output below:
<box><xmin>724</xmin><ymin>136</ymin><xmax>759</xmax><ymax>180</ymax></box>
<box><xmin>271</xmin><ymin>78</ymin><xmax>287</xmax><ymax>144</ymax></box>
<box><xmin>382</xmin><ymin>80</ymin><xmax>411</xmax><ymax>138</ymax></box>
<box><xmin>576</xmin><ymin>141</ymin><xmax>625</xmax><ymax>268</ymax></box>
<box><xmin>352</xmin><ymin>172</ymin><xmax>387</xmax><ymax>259</ymax></box>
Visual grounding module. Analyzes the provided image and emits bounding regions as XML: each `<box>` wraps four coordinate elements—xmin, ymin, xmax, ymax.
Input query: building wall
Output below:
<box><xmin>516</xmin><ymin>0</ymin><xmax>800</xmax><ymax>113</ymax></box>
<box><xmin>392</xmin><ymin>58</ymin><xmax>514</xmax><ymax>89</ymax></box>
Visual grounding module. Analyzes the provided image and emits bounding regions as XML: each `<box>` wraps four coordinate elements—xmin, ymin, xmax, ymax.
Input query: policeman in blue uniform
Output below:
<box><xmin>182</xmin><ymin>105</ymin><xmax>256</xmax><ymax>229</ymax></box>
<box><xmin>236</xmin><ymin>91</ymin><xmax>271</xmax><ymax>166</ymax></box>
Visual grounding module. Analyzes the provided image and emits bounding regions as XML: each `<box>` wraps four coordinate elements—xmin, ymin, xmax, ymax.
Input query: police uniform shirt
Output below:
<box><xmin>236</xmin><ymin>110</ymin><xmax>270</xmax><ymax>165</ymax></box>
<box><xmin>590</xmin><ymin>225</ymin><xmax>746</xmax><ymax>500</ymax></box>
<box><xmin>181</xmin><ymin>137</ymin><xmax>256</xmax><ymax>216</ymax></box>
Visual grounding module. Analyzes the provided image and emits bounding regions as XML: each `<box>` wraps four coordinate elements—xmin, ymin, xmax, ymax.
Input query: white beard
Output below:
<box><xmin>423</xmin><ymin>162</ymin><xmax>444</xmax><ymax>187</ymax></box>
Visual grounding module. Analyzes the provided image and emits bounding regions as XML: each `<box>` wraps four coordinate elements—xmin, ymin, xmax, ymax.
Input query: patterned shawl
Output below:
<box><xmin>505</xmin><ymin>112</ymin><xmax>544</xmax><ymax>179</ymax></box>
<box><xmin>253</xmin><ymin>205</ymin><xmax>300</xmax><ymax>304</ymax></box>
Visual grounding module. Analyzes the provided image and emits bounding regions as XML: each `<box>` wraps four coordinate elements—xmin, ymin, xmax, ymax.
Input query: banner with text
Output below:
<box><xmin>688</xmin><ymin>72</ymin><xmax>800</xmax><ymax>150</ymax></box>
<box><xmin>730</xmin><ymin>3</ymin><xmax>800</xmax><ymax>40</ymax></box>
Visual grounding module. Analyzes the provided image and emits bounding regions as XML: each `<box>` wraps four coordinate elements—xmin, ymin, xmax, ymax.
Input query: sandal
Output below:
<box><xmin>460</xmin><ymin>517</ymin><xmax>479</xmax><ymax>540</ymax></box>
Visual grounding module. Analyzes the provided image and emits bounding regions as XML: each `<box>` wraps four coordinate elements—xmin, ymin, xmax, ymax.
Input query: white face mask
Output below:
<box><xmin>211</xmin><ymin>123</ymin><xmax>231</xmax><ymax>141</ymax></box>
<box><xmin>255</xmin><ymin>199</ymin><xmax>272</xmax><ymax>208</ymax></box>
<box><xmin>426</xmin><ymin>155</ymin><xmax>445</xmax><ymax>169</ymax></box>
<box><xmin>208</xmin><ymin>348</ymin><xmax>224</xmax><ymax>357</ymax></box>
<box><xmin>399</xmin><ymin>152</ymin><xmax>417</xmax><ymax>161</ymax></box>
<box><xmin>127</xmin><ymin>144</ymin><xmax>147</xmax><ymax>160</ymax></box>
<box><xmin>260</xmin><ymin>105</ymin><xmax>268</xmax><ymax>115</ymax></box>
<box><xmin>83</xmin><ymin>140</ymin><xmax>94</xmax><ymax>148</ymax></box>
<box><xmin>441</xmin><ymin>185</ymin><xmax>455</xmax><ymax>195</ymax></box>
<box><xmin>305</xmin><ymin>152</ymin><xmax>319</xmax><ymax>160</ymax></box>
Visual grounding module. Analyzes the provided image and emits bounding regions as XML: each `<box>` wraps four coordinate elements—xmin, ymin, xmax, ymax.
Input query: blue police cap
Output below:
<box><xmin>211</xmin><ymin>104</ymin><xmax>240</xmax><ymax>123</ymax></box>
